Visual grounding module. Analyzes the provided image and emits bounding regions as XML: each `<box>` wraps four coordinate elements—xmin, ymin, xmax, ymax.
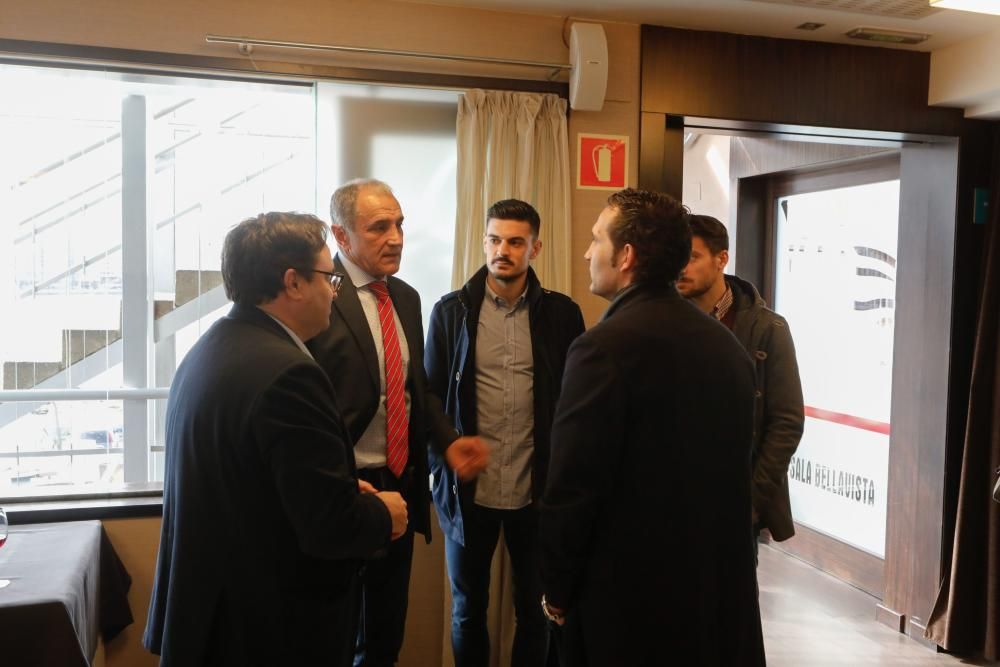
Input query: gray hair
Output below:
<box><xmin>330</xmin><ymin>178</ymin><xmax>395</xmax><ymax>230</ymax></box>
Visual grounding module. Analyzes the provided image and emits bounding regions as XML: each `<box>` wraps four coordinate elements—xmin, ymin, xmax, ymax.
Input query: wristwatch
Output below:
<box><xmin>541</xmin><ymin>594</ymin><xmax>565</xmax><ymax>624</ymax></box>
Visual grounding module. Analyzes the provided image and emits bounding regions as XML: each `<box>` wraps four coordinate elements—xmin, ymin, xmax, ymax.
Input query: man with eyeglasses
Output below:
<box><xmin>309</xmin><ymin>179</ymin><xmax>490</xmax><ymax>667</ymax></box>
<box><xmin>145</xmin><ymin>212</ymin><xmax>408</xmax><ymax>667</ymax></box>
<box><xmin>312</xmin><ymin>268</ymin><xmax>344</xmax><ymax>290</ymax></box>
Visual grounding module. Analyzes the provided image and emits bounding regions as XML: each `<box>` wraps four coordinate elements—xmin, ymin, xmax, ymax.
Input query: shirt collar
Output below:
<box><xmin>712</xmin><ymin>283</ymin><xmax>734</xmax><ymax>321</ymax></box>
<box><xmin>601</xmin><ymin>283</ymin><xmax>640</xmax><ymax>322</ymax></box>
<box><xmin>337</xmin><ymin>251</ymin><xmax>380</xmax><ymax>289</ymax></box>
<box><xmin>484</xmin><ymin>281</ymin><xmax>528</xmax><ymax>311</ymax></box>
<box><xmin>260</xmin><ymin>310</ymin><xmax>313</xmax><ymax>359</ymax></box>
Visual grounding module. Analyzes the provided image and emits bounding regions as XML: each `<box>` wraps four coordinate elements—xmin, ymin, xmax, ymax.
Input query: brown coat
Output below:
<box><xmin>727</xmin><ymin>275</ymin><xmax>805</xmax><ymax>542</ymax></box>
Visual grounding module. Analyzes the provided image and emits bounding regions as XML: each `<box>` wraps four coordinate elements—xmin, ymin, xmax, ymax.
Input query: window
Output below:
<box><xmin>0</xmin><ymin>64</ymin><xmax>458</xmax><ymax>499</ymax></box>
<box><xmin>316</xmin><ymin>82</ymin><xmax>459</xmax><ymax>330</ymax></box>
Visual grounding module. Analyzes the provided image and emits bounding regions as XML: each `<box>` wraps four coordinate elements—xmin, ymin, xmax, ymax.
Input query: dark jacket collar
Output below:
<box><xmin>458</xmin><ymin>265</ymin><xmax>544</xmax><ymax>314</ymax></box>
<box><xmin>227</xmin><ymin>302</ymin><xmax>300</xmax><ymax>346</ymax></box>
<box><xmin>602</xmin><ymin>281</ymin><xmax>680</xmax><ymax>321</ymax></box>
<box><xmin>724</xmin><ymin>274</ymin><xmax>767</xmax><ymax>312</ymax></box>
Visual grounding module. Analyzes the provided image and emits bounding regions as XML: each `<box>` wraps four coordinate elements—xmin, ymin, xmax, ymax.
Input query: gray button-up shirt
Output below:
<box><xmin>474</xmin><ymin>283</ymin><xmax>534</xmax><ymax>509</ymax></box>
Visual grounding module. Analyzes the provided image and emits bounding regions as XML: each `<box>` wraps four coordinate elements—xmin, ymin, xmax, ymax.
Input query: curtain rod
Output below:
<box><xmin>205</xmin><ymin>34</ymin><xmax>572</xmax><ymax>73</ymax></box>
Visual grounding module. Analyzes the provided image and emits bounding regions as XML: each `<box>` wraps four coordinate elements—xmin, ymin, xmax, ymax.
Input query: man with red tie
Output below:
<box><xmin>308</xmin><ymin>179</ymin><xmax>489</xmax><ymax>667</ymax></box>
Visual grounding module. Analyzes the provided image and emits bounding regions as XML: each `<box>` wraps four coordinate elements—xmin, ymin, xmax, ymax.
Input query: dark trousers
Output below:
<box><xmin>445</xmin><ymin>504</ymin><xmax>548</xmax><ymax>667</ymax></box>
<box><xmin>546</xmin><ymin>613</ymin><xmax>582</xmax><ymax>667</ymax></box>
<box><xmin>203</xmin><ymin>573</ymin><xmax>360</xmax><ymax>667</ymax></box>
<box><xmin>355</xmin><ymin>467</ymin><xmax>415</xmax><ymax>667</ymax></box>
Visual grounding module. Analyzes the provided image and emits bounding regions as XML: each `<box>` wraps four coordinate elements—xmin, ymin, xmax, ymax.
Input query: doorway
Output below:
<box><xmin>678</xmin><ymin>120</ymin><xmax>959</xmax><ymax>598</ymax></box>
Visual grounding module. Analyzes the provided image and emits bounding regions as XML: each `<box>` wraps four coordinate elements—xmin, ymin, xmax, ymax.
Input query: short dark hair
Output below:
<box><xmin>605</xmin><ymin>188</ymin><xmax>690</xmax><ymax>286</ymax></box>
<box><xmin>330</xmin><ymin>178</ymin><xmax>395</xmax><ymax>230</ymax></box>
<box><xmin>486</xmin><ymin>199</ymin><xmax>541</xmax><ymax>238</ymax></box>
<box><xmin>221</xmin><ymin>212</ymin><xmax>328</xmax><ymax>306</ymax></box>
<box><xmin>687</xmin><ymin>214</ymin><xmax>729</xmax><ymax>255</ymax></box>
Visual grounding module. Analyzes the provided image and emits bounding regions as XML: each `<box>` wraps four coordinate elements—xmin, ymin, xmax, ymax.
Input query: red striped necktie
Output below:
<box><xmin>368</xmin><ymin>281</ymin><xmax>409</xmax><ymax>478</ymax></box>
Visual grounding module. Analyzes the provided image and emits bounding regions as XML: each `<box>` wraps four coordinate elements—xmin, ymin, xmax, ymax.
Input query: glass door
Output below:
<box><xmin>774</xmin><ymin>173</ymin><xmax>900</xmax><ymax>560</ymax></box>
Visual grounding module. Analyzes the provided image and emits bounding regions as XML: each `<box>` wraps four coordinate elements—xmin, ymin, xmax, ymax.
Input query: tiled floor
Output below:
<box><xmin>758</xmin><ymin>544</ymin><xmax>996</xmax><ymax>666</ymax></box>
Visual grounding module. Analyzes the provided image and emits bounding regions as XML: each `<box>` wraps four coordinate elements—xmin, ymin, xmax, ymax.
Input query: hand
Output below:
<box><xmin>358</xmin><ymin>479</ymin><xmax>378</xmax><ymax>495</ymax></box>
<box><xmin>542</xmin><ymin>595</ymin><xmax>567</xmax><ymax>626</ymax></box>
<box><xmin>445</xmin><ymin>436</ymin><xmax>490</xmax><ymax>481</ymax></box>
<box><xmin>375</xmin><ymin>491</ymin><xmax>408</xmax><ymax>540</ymax></box>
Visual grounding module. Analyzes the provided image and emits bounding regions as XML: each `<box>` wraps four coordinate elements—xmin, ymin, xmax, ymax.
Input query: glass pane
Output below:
<box><xmin>2</xmin><ymin>66</ymin><xmax>458</xmax><ymax>499</ymax></box>
<box><xmin>0</xmin><ymin>399</ymin><xmax>124</xmax><ymax>496</ymax></box>
<box><xmin>372</xmin><ymin>133</ymin><xmax>457</xmax><ymax>331</ymax></box>
<box><xmin>0</xmin><ymin>64</ymin><xmax>314</xmax><ymax>495</ymax></box>
<box><xmin>775</xmin><ymin>179</ymin><xmax>899</xmax><ymax>557</ymax></box>
<box><xmin>149</xmin><ymin>78</ymin><xmax>315</xmax><ymax>305</ymax></box>
<box><xmin>316</xmin><ymin>82</ymin><xmax>459</xmax><ymax>332</ymax></box>
<box><xmin>1</xmin><ymin>66</ymin><xmax>124</xmax><ymax>395</ymax></box>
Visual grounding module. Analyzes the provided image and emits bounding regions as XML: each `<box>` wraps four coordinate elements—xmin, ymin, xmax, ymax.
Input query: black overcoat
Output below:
<box><xmin>541</xmin><ymin>285</ymin><xmax>766</xmax><ymax>666</ymax></box>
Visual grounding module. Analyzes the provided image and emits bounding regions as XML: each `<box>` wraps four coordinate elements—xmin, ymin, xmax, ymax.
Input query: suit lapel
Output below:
<box><xmin>333</xmin><ymin>255</ymin><xmax>381</xmax><ymax>390</ymax></box>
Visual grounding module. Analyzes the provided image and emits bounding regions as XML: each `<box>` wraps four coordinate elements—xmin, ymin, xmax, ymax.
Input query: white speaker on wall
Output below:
<box><xmin>569</xmin><ymin>22</ymin><xmax>608</xmax><ymax>112</ymax></box>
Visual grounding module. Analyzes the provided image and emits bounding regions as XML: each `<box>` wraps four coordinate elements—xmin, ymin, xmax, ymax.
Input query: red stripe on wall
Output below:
<box><xmin>804</xmin><ymin>405</ymin><xmax>891</xmax><ymax>436</ymax></box>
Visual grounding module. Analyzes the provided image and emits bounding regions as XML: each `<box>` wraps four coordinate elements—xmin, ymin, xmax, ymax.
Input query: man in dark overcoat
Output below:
<box><xmin>540</xmin><ymin>189</ymin><xmax>766</xmax><ymax>666</ymax></box>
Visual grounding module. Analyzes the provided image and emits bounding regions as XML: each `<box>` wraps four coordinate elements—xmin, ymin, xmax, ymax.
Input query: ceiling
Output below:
<box><xmin>417</xmin><ymin>0</ymin><xmax>1000</xmax><ymax>51</ymax></box>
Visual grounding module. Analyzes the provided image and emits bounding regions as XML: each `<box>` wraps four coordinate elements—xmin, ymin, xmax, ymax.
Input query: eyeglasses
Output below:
<box><xmin>299</xmin><ymin>268</ymin><xmax>344</xmax><ymax>291</ymax></box>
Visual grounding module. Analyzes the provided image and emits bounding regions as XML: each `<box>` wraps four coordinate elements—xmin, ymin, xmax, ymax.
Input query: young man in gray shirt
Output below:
<box><xmin>425</xmin><ymin>199</ymin><xmax>585</xmax><ymax>667</ymax></box>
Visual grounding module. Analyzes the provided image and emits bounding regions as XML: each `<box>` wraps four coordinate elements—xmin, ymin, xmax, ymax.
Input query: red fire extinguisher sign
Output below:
<box><xmin>577</xmin><ymin>134</ymin><xmax>628</xmax><ymax>190</ymax></box>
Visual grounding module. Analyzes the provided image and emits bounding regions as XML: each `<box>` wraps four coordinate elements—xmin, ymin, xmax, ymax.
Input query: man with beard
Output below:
<box><xmin>678</xmin><ymin>214</ymin><xmax>804</xmax><ymax>554</ymax></box>
<box><xmin>425</xmin><ymin>199</ymin><xmax>584</xmax><ymax>666</ymax></box>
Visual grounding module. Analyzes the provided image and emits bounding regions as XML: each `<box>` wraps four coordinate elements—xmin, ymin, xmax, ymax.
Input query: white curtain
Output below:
<box><xmin>453</xmin><ymin>89</ymin><xmax>571</xmax><ymax>292</ymax></box>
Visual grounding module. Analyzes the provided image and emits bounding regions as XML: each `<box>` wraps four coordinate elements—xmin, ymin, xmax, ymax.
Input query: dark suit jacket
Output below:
<box><xmin>143</xmin><ymin>304</ymin><xmax>391</xmax><ymax>667</ymax></box>
<box><xmin>307</xmin><ymin>255</ymin><xmax>457</xmax><ymax>541</ymax></box>
<box><xmin>540</xmin><ymin>285</ymin><xmax>766</xmax><ymax>667</ymax></box>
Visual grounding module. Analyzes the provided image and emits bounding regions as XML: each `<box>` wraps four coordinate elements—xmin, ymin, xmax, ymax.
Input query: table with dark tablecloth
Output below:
<box><xmin>0</xmin><ymin>520</ymin><xmax>132</xmax><ymax>667</ymax></box>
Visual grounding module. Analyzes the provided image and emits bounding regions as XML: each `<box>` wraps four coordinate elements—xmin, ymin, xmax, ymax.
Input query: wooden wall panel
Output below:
<box><xmin>885</xmin><ymin>140</ymin><xmax>958</xmax><ymax>642</ymax></box>
<box><xmin>728</xmin><ymin>137</ymin><xmax>892</xmax><ymax>181</ymax></box>
<box><xmin>638</xmin><ymin>23</ymin><xmax>996</xmax><ymax>648</ymax></box>
<box><xmin>641</xmin><ymin>26</ymin><xmax>968</xmax><ymax>136</ymax></box>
